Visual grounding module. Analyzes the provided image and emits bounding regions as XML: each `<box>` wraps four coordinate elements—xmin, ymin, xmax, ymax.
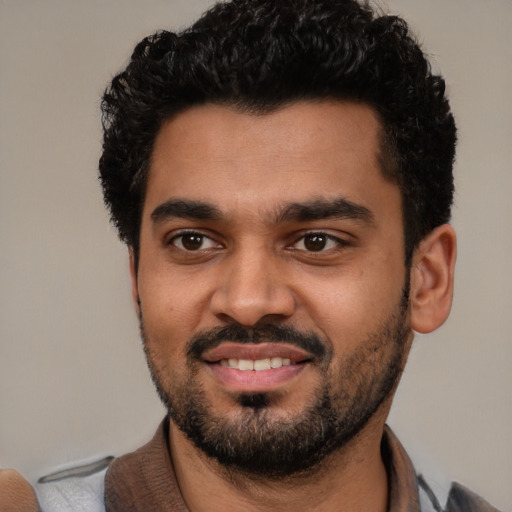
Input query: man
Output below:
<box><xmin>0</xmin><ymin>0</ymin><xmax>500</xmax><ymax>511</ymax></box>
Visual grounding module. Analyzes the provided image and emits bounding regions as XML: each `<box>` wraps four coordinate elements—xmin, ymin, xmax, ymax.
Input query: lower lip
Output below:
<box><xmin>207</xmin><ymin>363</ymin><xmax>307</xmax><ymax>392</ymax></box>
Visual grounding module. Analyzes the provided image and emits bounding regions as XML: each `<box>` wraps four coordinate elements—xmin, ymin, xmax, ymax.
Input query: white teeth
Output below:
<box><xmin>254</xmin><ymin>358</ymin><xmax>271</xmax><ymax>371</ymax></box>
<box><xmin>219</xmin><ymin>357</ymin><xmax>293</xmax><ymax>370</ymax></box>
<box><xmin>238</xmin><ymin>359</ymin><xmax>254</xmax><ymax>371</ymax></box>
<box><xmin>270</xmin><ymin>357</ymin><xmax>283</xmax><ymax>368</ymax></box>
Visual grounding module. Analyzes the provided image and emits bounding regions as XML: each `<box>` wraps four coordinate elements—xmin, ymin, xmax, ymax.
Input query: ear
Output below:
<box><xmin>409</xmin><ymin>224</ymin><xmax>457</xmax><ymax>334</ymax></box>
<box><xmin>129</xmin><ymin>246</ymin><xmax>141</xmax><ymax>315</ymax></box>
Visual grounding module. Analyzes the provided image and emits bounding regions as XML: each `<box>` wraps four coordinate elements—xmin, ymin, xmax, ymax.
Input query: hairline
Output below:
<box><xmin>131</xmin><ymin>98</ymin><xmax>408</xmax><ymax>268</ymax></box>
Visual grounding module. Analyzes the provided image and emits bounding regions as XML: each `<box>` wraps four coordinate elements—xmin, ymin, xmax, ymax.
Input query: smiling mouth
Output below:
<box><xmin>201</xmin><ymin>342</ymin><xmax>314</xmax><ymax>391</ymax></box>
<box><xmin>202</xmin><ymin>341</ymin><xmax>314</xmax><ymax>367</ymax></box>
<box><xmin>218</xmin><ymin>357</ymin><xmax>293</xmax><ymax>371</ymax></box>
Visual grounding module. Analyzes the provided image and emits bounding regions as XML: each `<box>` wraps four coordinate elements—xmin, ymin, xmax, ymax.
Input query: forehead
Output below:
<box><xmin>145</xmin><ymin>101</ymin><xmax>399</xmax><ymax>222</ymax></box>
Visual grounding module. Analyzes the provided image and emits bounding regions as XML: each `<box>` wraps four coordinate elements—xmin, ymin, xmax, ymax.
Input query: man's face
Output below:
<box><xmin>134</xmin><ymin>101</ymin><xmax>413</xmax><ymax>476</ymax></box>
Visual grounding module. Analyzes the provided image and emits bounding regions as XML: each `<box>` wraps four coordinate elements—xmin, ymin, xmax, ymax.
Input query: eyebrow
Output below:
<box><xmin>275</xmin><ymin>198</ymin><xmax>375</xmax><ymax>225</ymax></box>
<box><xmin>150</xmin><ymin>197</ymin><xmax>374</xmax><ymax>226</ymax></box>
<box><xmin>151</xmin><ymin>199</ymin><xmax>223</xmax><ymax>223</ymax></box>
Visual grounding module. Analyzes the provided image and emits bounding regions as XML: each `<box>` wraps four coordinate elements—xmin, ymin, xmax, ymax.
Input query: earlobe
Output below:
<box><xmin>410</xmin><ymin>224</ymin><xmax>457</xmax><ymax>334</ymax></box>
<box><xmin>129</xmin><ymin>247</ymin><xmax>141</xmax><ymax>315</ymax></box>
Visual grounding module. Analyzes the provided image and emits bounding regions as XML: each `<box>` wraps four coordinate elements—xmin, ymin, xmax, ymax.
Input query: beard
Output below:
<box><xmin>141</xmin><ymin>287</ymin><xmax>410</xmax><ymax>479</ymax></box>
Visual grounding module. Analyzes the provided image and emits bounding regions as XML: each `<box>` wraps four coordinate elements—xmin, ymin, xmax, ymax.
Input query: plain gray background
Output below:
<box><xmin>0</xmin><ymin>1</ymin><xmax>510</xmax><ymax>509</ymax></box>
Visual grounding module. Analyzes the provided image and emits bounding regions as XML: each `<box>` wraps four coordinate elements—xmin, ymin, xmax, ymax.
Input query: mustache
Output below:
<box><xmin>186</xmin><ymin>323</ymin><xmax>328</xmax><ymax>361</ymax></box>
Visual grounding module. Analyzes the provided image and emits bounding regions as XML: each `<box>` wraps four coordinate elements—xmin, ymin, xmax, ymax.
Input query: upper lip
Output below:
<box><xmin>202</xmin><ymin>342</ymin><xmax>314</xmax><ymax>363</ymax></box>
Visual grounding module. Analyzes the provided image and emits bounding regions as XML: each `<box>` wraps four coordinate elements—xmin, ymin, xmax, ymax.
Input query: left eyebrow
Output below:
<box><xmin>150</xmin><ymin>199</ymin><xmax>223</xmax><ymax>223</ymax></box>
<box><xmin>275</xmin><ymin>197</ymin><xmax>375</xmax><ymax>225</ymax></box>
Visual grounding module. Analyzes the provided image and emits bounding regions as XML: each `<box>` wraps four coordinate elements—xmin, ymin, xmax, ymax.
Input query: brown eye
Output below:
<box><xmin>171</xmin><ymin>232</ymin><xmax>217</xmax><ymax>251</ymax></box>
<box><xmin>303</xmin><ymin>234</ymin><xmax>328</xmax><ymax>251</ymax></box>
<box><xmin>292</xmin><ymin>232</ymin><xmax>344</xmax><ymax>253</ymax></box>
<box><xmin>181</xmin><ymin>234</ymin><xmax>204</xmax><ymax>250</ymax></box>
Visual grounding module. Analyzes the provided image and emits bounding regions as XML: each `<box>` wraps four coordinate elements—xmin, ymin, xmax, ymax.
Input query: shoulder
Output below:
<box><xmin>445</xmin><ymin>482</ymin><xmax>502</xmax><ymax>512</ymax></box>
<box><xmin>418</xmin><ymin>474</ymin><xmax>502</xmax><ymax>512</ymax></box>
<box><xmin>35</xmin><ymin>457</ymin><xmax>111</xmax><ymax>512</ymax></box>
<box><xmin>383</xmin><ymin>425</ymin><xmax>502</xmax><ymax>512</ymax></box>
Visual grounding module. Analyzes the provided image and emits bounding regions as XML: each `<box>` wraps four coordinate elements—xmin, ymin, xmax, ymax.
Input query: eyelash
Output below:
<box><xmin>168</xmin><ymin>231</ymin><xmax>220</xmax><ymax>251</ymax></box>
<box><xmin>167</xmin><ymin>230</ymin><xmax>349</xmax><ymax>254</ymax></box>
<box><xmin>289</xmin><ymin>231</ymin><xmax>348</xmax><ymax>253</ymax></box>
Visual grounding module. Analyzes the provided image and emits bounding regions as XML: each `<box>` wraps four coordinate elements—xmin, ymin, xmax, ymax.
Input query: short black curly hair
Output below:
<box><xmin>100</xmin><ymin>0</ymin><xmax>456</xmax><ymax>264</ymax></box>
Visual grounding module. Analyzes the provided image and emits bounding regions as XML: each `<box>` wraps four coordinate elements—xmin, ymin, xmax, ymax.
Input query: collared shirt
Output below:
<box><xmin>35</xmin><ymin>418</ymin><xmax>500</xmax><ymax>512</ymax></box>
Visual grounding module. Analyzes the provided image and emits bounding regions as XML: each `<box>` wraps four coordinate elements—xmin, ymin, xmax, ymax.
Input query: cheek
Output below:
<box><xmin>297</xmin><ymin>264</ymin><xmax>406</xmax><ymax>349</ymax></box>
<box><xmin>138</xmin><ymin>261</ymin><xmax>204</xmax><ymax>317</ymax></box>
<box><xmin>137</xmin><ymin>270</ymin><xmax>214</xmax><ymax>365</ymax></box>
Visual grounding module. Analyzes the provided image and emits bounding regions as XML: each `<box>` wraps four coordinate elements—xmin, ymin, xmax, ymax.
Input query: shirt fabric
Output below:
<box><xmin>35</xmin><ymin>418</ymin><xmax>500</xmax><ymax>512</ymax></box>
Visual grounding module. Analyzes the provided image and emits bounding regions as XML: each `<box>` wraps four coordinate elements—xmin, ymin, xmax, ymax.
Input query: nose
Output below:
<box><xmin>209</xmin><ymin>246</ymin><xmax>296</xmax><ymax>327</ymax></box>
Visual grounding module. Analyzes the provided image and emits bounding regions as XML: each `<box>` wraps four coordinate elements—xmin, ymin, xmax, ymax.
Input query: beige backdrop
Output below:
<box><xmin>0</xmin><ymin>1</ymin><xmax>510</xmax><ymax>509</ymax></box>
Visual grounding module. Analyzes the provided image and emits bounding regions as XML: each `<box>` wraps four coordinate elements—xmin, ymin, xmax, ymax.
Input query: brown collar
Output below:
<box><xmin>382</xmin><ymin>425</ymin><xmax>421</xmax><ymax>511</ymax></box>
<box><xmin>105</xmin><ymin>418</ymin><xmax>188</xmax><ymax>511</ymax></box>
<box><xmin>105</xmin><ymin>419</ymin><xmax>420</xmax><ymax>511</ymax></box>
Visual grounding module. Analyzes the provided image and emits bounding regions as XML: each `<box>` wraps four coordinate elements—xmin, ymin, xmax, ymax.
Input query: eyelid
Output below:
<box><xmin>164</xmin><ymin>228</ymin><xmax>351</xmax><ymax>253</ymax></box>
<box><xmin>288</xmin><ymin>230</ymin><xmax>351</xmax><ymax>252</ymax></box>
<box><xmin>167</xmin><ymin>229</ymin><xmax>223</xmax><ymax>251</ymax></box>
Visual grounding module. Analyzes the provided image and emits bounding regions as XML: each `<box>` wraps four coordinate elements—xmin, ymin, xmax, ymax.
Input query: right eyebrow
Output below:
<box><xmin>275</xmin><ymin>197</ymin><xmax>375</xmax><ymax>226</ymax></box>
<box><xmin>150</xmin><ymin>199</ymin><xmax>223</xmax><ymax>223</ymax></box>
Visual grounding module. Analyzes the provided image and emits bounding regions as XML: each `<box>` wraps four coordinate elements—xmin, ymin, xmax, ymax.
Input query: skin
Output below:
<box><xmin>130</xmin><ymin>101</ymin><xmax>456</xmax><ymax>512</ymax></box>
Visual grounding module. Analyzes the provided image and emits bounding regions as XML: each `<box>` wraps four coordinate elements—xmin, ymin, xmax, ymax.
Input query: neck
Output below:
<box><xmin>168</xmin><ymin>412</ymin><xmax>390</xmax><ymax>512</ymax></box>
